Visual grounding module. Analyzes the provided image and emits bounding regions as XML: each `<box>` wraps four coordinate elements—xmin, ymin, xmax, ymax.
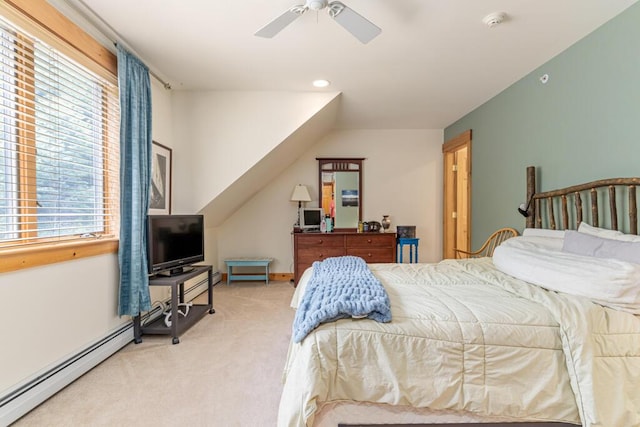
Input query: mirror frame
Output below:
<box><xmin>317</xmin><ymin>157</ymin><xmax>364</xmax><ymax>232</ymax></box>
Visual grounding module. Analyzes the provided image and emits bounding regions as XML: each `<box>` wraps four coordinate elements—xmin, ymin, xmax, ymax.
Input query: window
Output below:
<box><xmin>0</xmin><ymin>4</ymin><xmax>119</xmax><ymax>271</ymax></box>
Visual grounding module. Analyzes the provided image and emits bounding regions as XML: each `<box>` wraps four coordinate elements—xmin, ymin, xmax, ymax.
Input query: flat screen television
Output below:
<box><xmin>147</xmin><ymin>214</ymin><xmax>204</xmax><ymax>276</ymax></box>
<box><xmin>299</xmin><ymin>208</ymin><xmax>324</xmax><ymax>231</ymax></box>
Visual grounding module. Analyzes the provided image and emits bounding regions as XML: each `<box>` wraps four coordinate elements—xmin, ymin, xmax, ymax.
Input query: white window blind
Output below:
<box><xmin>0</xmin><ymin>16</ymin><xmax>119</xmax><ymax>247</ymax></box>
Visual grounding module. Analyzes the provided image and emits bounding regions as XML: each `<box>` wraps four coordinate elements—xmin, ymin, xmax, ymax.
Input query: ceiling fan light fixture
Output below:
<box><xmin>255</xmin><ymin>0</ymin><xmax>380</xmax><ymax>43</ymax></box>
<box><xmin>313</xmin><ymin>79</ymin><xmax>331</xmax><ymax>88</ymax></box>
<box><xmin>307</xmin><ymin>0</ymin><xmax>328</xmax><ymax>11</ymax></box>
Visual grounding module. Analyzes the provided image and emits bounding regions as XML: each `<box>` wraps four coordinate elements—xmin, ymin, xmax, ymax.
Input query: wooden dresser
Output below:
<box><xmin>293</xmin><ymin>232</ymin><xmax>396</xmax><ymax>285</ymax></box>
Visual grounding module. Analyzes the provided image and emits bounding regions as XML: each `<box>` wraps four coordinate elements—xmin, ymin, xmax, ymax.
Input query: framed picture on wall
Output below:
<box><xmin>149</xmin><ymin>141</ymin><xmax>172</xmax><ymax>214</ymax></box>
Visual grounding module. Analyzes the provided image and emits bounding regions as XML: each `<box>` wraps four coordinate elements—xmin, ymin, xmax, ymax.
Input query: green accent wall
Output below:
<box><xmin>445</xmin><ymin>3</ymin><xmax>640</xmax><ymax>248</ymax></box>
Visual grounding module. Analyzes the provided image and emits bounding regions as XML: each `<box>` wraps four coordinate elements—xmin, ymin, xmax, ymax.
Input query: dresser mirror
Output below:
<box><xmin>317</xmin><ymin>158</ymin><xmax>363</xmax><ymax>231</ymax></box>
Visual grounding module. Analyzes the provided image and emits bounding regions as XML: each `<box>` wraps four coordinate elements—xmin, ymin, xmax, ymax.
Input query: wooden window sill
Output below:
<box><xmin>0</xmin><ymin>239</ymin><xmax>119</xmax><ymax>273</ymax></box>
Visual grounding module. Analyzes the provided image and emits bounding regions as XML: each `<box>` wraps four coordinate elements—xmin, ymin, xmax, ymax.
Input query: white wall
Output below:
<box><xmin>0</xmin><ymin>254</ymin><xmax>120</xmax><ymax>391</ymax></box>
<box><xmin>149</xmin><ymin>79</ymin><xmax>177</xmax><ymax>300</ymax></box>
<box><xmin>217</xmin><ymin>128</ymin><xmax>444</xmax><ymax>276</ymax></box>
<box><xmin>0</xmin><ymin>79</ymin><xmax>173</xmax><ymax>394</ymax></box>
<box><xmin>171</xmin><ymin>91</ymin><xmax>340</xmax><ymax>215</ymax></box>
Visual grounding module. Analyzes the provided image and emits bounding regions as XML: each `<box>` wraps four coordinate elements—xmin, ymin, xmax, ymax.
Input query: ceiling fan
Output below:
<box><xmin>255</xmin><ymin>0</ymin><xmax>381</xmax><ymax>44</ymax></box>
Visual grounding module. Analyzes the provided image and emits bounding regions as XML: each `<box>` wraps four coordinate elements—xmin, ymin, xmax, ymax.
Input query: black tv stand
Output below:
<box><xmin>134</xmin><ymin>265</ymin><xmax>214</xmax><ymax>344</ymax></box>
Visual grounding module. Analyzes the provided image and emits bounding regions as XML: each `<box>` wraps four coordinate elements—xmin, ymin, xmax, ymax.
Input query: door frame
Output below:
<box><xmin>442</xmin><ymin>130</ymin><xmax>472</xmax><ymax>259</ymax></box>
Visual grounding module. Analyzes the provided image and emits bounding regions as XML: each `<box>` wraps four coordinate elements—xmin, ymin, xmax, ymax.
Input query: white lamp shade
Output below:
<box><xmin>290</xmin><ymin>184</ymin><xmax>311</xmax><ymax>202</ymax></box>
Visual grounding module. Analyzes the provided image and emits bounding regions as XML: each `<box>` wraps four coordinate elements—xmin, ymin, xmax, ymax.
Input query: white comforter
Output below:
<box><xmin>278</xmin><ymin>258</ymin><xmax>640</xmax><ymax>427</ymax></box>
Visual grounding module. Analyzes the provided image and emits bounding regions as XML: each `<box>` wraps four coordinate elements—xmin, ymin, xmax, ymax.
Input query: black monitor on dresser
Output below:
<box><xmin>299</xmin><ymin>207</ymin><xmax>323</xmax><ymax>231</ymax></box>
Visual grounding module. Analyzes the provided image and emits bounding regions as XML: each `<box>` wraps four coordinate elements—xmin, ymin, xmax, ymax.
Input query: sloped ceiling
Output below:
<box><xmin>188</xmin><ymin>93</ymin><xmax>342</xmax><ymax>223</ymax></box>
<box><xmin>58</xmin><ymin>0</ymin><xmax>638</xmax><ymax>129</ymax></box>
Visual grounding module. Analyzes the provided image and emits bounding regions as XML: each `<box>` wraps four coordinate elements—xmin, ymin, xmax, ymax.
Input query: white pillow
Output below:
<box><xmin>563</xmin><ymin>230</ymin><xmax>640</xmax><ymax>265</ymax></box>
<box><xmin>522</xmin><ymin>228</ymin><xmax>566</xmax><ymax>239</ymax></box>
<box><xmin>578</xmin><ymin>222</ymin><xmax>640</xmax><ymax>243</ymax></box>
<box><xmin>507</xmin><ymin>235</ymin><xmax>564</xmax><ymax>251</ymax></box>
<box><xmin>494</xmin><ymin>238</ymin><xmax>640</xmax><ymax>314</ymax></box>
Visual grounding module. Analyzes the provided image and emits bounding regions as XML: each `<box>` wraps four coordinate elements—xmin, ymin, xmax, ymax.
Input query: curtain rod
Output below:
<box><xmin>152</xmin><ymin>73</ymin><xmax>172</xmax><ymax>90</ymax></box>
<box><xmin>113</xmin><ymin>41</ymin><xmax>172</xmax><ymax>90</ymax></box>
<box><xmin>62</xmin><ymin>0</ymin><xmax>172</xmax><ymax>90</ymax></box>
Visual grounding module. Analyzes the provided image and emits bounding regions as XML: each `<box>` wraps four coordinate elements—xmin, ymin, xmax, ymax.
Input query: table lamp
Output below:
<box><xmin>291</xmin><ymin>184</ymin><xmax>312</xmax><ymax>227</ymax></box>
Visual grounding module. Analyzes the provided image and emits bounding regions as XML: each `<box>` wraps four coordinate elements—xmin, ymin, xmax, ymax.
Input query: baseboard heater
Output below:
<box><xmin>0</xmin><ymin>322</ymin><xmax>134</xmax><ymax>426</ymax></box>
<box><xmin>0</xmin><ymin>271</ymin><xmax>219</xmax><ymax>426</ymax></box>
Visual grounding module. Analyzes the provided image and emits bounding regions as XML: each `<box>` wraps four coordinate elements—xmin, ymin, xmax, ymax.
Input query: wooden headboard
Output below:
<box><xmin>525</xmin><ymin>166</ymin><xmax>640</xmax><ymax>235</ymax></box>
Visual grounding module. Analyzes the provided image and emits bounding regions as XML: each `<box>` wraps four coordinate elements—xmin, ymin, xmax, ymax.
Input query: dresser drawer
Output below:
<box><xmin>296</xmin><ymin>234</ymin><xmax>345</xmax><ymax>248</ymax></box>
<box><xmin>346</xmin><ymin>233</ymin><xmax>395</xmax><ymax>248</ymax></box>
<box><xmin>293</xmin><ymin>232</ymin><xmax>396</xmax><ymax>285</ymax></box>
<box><xmin>297</xmin><ymin>247</ymin><xmax>346</xmax><ymax>263</ymax></box>
<box><xmin>347</xmin><ymin>248</ymin><xmax>395</xmax><ymax>263</ymax></box>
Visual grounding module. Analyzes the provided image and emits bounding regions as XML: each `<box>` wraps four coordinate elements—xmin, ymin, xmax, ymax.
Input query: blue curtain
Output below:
<box><xmin>117</xmin><ymin>45</ymin><xmax>152</xmax><ymax>316</ymax></box>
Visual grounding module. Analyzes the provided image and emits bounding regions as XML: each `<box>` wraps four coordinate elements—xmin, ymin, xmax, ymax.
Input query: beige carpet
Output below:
<box><xmin>14</xmin><ymin>281</ymin><xmax>296</xmax><ymax>427</ymax></box>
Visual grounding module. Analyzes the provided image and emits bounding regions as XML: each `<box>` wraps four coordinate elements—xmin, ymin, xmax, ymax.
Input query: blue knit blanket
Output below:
<box><xmin>293</xmin><ymin>256</ymin><xmax>391</xmax><ymax>343</ymax></box>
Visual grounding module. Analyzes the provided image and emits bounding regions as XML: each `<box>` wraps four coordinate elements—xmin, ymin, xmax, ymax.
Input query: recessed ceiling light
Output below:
<box><xmin>312</xmin><ymin>79</ymin><xmax>330</xmax><ymax>88</ymax></box>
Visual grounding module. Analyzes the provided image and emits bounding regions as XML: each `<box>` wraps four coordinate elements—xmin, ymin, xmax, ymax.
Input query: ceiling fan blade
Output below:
<box><xmin>255</xmin><ymin>7</ymin><xmax>304</xmax><ymax>38</ymax></box>
<box><xmin>328</xmin><ymin>1</ymin><xmax>381</xmax><ymax>44</ymax></box>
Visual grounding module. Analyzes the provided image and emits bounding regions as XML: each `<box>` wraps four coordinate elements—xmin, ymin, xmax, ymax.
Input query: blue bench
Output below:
<box><xmin>225</xmin><ymin>258</ymin><xmax>273</xmax><ymax>285</ymax></box>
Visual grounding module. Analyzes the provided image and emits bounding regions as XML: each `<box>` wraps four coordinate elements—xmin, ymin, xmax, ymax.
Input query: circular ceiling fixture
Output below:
<box><xmin>313</xmin><ymin>79</ymin><xmax>331</xmax><ymax>88</ymax></box>
<box><xmin>483</xmin><ymin>12</ymin><xmax>507</xmax><ymax>28</ymax></box>
<box><xmin>307</xmin><ymin>0</ymin><xmax>328</xmax><ymax>11</ymax></box>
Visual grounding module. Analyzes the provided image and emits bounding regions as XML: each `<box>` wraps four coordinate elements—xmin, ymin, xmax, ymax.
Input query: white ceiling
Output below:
<box><xmin>62</xmin><ymin>0</ymin><xmax>637</xmax><ymax>129</ymax></box>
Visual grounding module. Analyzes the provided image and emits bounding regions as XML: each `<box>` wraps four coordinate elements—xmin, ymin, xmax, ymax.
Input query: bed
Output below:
<box><xmin>277</xmin><ymin>167</ymin><xmax>640</xmax><ymax>427</ymax></box>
